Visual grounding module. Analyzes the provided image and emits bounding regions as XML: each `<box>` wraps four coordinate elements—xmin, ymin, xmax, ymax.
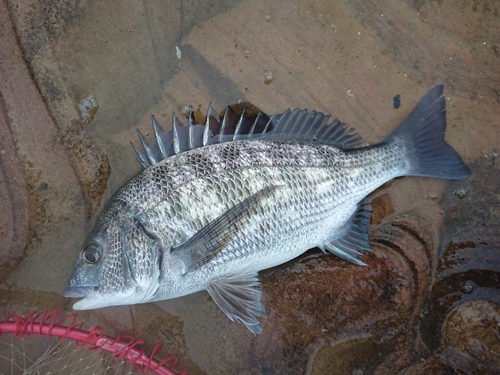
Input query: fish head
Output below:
<box><xmin>64</xmin><ymin>213</ymin><xmax>161</xmax><ymax>310</ymax></box>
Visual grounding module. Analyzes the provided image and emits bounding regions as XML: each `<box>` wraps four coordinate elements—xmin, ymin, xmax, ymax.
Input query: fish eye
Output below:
<box><xmin>83</xmin><ymin>245</ymin><xmax>101</xmax><ymax>264</ymax></box>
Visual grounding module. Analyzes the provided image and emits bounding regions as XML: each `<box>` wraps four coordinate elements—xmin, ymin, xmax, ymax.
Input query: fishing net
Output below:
<box><xmin>0</xmin><ymin>309</ymin><xmax>187</xmax><ymax>375</ymax></box>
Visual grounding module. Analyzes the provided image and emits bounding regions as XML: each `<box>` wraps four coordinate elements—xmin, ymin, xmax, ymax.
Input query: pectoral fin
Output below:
<box><xmin>171</xmin><ymin>185</ymin><xmax>280</xmax><ymax>273</ymax></box>
<box><xmin>207</xmin><ymin>270</ymin><xmax>265</xmax><ymax>334</ymax></box>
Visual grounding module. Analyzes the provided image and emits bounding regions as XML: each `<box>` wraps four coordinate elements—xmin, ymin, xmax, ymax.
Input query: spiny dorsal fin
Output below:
<box><xmin>132</xmin><ymin>105</ymin><xmax>363</xmax><ymax>169</ymax></box>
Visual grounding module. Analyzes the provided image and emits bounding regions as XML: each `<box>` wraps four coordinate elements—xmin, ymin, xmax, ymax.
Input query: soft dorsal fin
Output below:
<box><xmin>132</xmin><ymin>105</ymin><xmax>363</xmax><ymax>169</ymax></box>
<box><xmin>263</xmin><ymin>109</ymin><xmax>362</xmax><ymax>148</ymax></box>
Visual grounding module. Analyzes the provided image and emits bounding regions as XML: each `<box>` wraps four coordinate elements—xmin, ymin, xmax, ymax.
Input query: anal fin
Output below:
<box><xmin>207</xmin><ymin>270</ymin><xmax>265</xmax><ymax>335</ymax></box>
<box><xmin>322</xmin><ymin>198</ymin><xmax>372</xmax><ymax>266</ymax></box>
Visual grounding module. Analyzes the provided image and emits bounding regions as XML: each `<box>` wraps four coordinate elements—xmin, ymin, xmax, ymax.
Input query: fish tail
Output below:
<box><xmin>386</xmin><ymin>85</ymin><xmax>471</xmax><ymax>180</ymax></box>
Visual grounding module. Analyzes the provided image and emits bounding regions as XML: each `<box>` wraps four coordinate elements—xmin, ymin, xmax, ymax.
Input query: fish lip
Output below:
<box><xmin>64</xmin><ymin>286</ymin><xmax>98</xmax><ymax>310</ymax></box>
<box><xmin>63</xmin><ymin>286</ymin><xmax>90</xmax><ymax>299</ymax></box>
<box><xmin>67</xmin><ymin>288</ymin><xmax>140</xmax><ymax>310</ymax></box>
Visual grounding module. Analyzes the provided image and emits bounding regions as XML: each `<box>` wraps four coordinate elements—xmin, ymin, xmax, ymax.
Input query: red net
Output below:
<box><xmin>0</xmin><ymin>309</ymin><xmax>187</xmax><ymax>375</ymax></box>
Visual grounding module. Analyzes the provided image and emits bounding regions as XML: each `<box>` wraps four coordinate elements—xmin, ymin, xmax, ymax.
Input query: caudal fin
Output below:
<box><xmin>386</xmin><ymin>85</ymin><xmax>471</xmax><ymax>180</ymax></box>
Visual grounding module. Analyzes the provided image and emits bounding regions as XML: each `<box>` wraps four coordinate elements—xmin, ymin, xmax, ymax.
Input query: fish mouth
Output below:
<box><xmin>63</xmin><ymin>286</ymin><xmax>98</xmax><ymax>310</ymax></box>
<box><xmin>63</xmin><ymin>285</ymin><xmax>140</xmax><ymax>310</ymax></box>
<box><xmin>64</xmin><ymin>286</ymin><xmax>90</xmax><ymax>298</ymax></box>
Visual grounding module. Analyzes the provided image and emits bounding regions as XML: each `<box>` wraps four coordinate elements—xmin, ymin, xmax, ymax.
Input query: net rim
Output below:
<box><xmin>0</xmin><ymin>309</ymin><xmax>187</xmax><ymax>375</ymax></box>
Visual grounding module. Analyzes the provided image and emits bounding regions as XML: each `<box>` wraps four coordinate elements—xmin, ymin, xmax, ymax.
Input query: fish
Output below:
<box><xmin>64</xmin><ymin>85</ymin><xmax>471</xmax><ymax>334</ymax></box>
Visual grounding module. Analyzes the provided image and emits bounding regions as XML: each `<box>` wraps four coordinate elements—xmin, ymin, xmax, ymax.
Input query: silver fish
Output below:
<box><xmin>64</xmin><ymin>85</ymin><xmax>470</xmax><ymax>334</ymax></box>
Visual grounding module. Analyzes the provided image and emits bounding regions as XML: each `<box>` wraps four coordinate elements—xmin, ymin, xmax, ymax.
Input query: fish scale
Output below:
<box><xmin>150</xmin><ymin>142</ymin><xmax>400</xmax><ymax>285</ymax></box>
<box><xmin>65</xmin><ymin>86</ymin><xmax>471</xmax><ymax>334</ymax></box>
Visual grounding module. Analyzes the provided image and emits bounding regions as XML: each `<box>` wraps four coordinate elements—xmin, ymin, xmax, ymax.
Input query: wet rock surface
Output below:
<box><xmin>0</xmin><ymin>100</ymin><xmax>29</xmax><ymax>277</ymax></box>
<box><xmin>417</xmin><ymin>155</ymin><xmax>500</xmax><ymax>374</ymax></box>
<box><xmin>1</xmin><ymin>0</ymin><xmax>499</xmax><ymax>374</ymax></box>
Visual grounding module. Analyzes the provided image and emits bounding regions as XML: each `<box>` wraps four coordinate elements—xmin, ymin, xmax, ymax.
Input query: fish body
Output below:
<box><xmin>65</xmin><ymin>86</ymin><xmax>470</xmax><ymax>334</ymax></box>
